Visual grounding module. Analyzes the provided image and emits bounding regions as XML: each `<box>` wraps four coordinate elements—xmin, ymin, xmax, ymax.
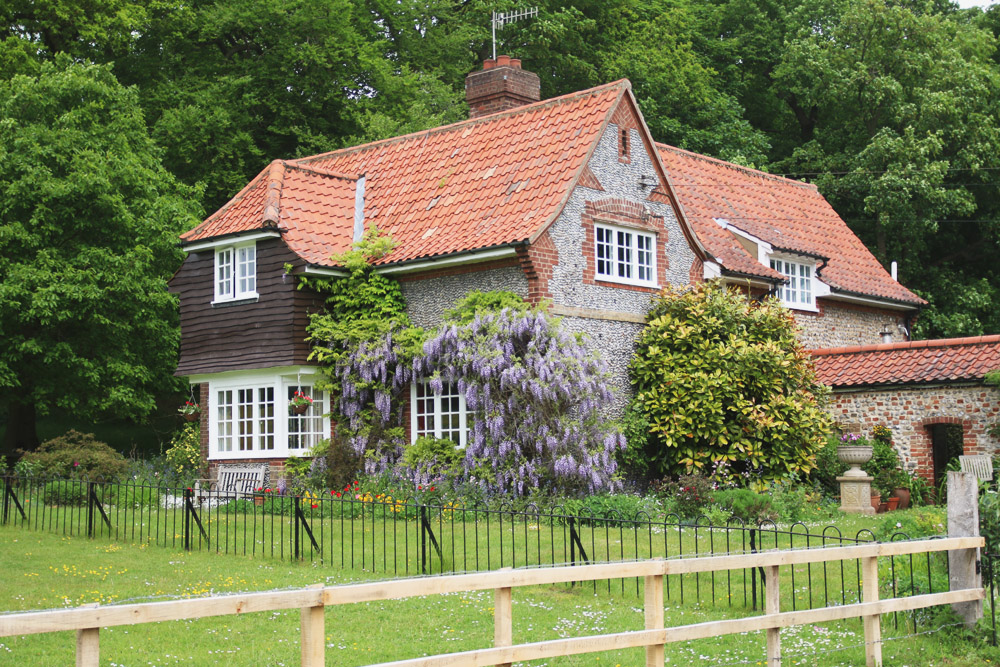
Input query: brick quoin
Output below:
<box><xmin>580</xmin><ymin>198</ymin><xmax>670</xmax><ymax>292</ymax></box>
<box><xmin>518</xmin><ymin>232</ymin><xmax>556</xmax><ymax>304</ymax></box>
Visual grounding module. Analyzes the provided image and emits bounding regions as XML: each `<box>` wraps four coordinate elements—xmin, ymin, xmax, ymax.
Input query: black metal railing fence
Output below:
<box><xmin>0</xmin><ymin>475</ymin><xmax>958</xmax><ymax>625</ymax></box>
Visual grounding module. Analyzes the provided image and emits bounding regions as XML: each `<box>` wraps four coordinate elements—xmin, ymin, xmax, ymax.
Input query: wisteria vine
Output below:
<box><xmin>333</xmin><ymin>308</ymin><xmax>624</xmax><ymax>496</ymax></box>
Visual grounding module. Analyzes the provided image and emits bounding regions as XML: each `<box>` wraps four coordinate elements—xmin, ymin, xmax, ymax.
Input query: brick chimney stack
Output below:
<box><xmin>465</xmin><ymin>55</ymin><xmax>541</xmax><ymax>118</ymax></box>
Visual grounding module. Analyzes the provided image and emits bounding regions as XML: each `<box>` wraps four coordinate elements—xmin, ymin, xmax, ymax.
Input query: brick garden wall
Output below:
<box><xmin>828</xmin><ymin>383</ymin><xmax>1000</xmax><ymax>480</ymax></box>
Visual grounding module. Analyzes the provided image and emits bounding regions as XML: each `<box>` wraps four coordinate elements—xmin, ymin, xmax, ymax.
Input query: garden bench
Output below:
<box><xmin>193</xmin><ymin>463</ymin><xmax>270</xmax><ymax>504</ymax></box>
<box><xmin>959</xmin><ymin>455</ymin><xmax>993</xmax><ymax>481</ymax></box>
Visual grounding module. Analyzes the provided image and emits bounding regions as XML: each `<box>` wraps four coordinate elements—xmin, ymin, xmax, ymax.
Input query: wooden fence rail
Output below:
<box><xmin>0</xmin><ymin>537</ymin><xmax>983</xmax><ymax>667</ymax></box>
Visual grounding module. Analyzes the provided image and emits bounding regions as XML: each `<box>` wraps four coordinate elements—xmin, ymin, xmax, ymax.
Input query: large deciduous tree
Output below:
<box><xmin>0</xmin><ymin>58</ymin><xmax>201</xmax><ymax>453</ymax></box>
<box><xmin>630</xmin><ymin>282</ymin><xmax>831</xmax><ymax>485</ymax></box>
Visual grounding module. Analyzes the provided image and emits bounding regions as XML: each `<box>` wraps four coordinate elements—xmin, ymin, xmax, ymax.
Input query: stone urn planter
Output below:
<box><xmin>837</xmin><ymin>445</ymin><xmax>875</xmax><ymax>515</ymax></box>
<box><xmin>837</xmin><ymin>445</ymin><xmax>873</xmax><ymax>476</ymax></box>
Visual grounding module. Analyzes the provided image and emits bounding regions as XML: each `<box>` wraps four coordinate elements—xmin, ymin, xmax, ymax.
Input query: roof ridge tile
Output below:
<box><xmin>295</xmin><ymin>81</ymin><xmax>628</xmax><ymax>165</ymax></box>
<box><xmin>655</xmin><ymin>142</ymin><xmax>819</xmax><ymax>190</ymax></box>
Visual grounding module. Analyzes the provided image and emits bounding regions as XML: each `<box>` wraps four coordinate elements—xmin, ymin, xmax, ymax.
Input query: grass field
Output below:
<box><xmin>2</xmin><ymin>526</ymin><xmax>1000</xmax><ymax>666</ymax></box>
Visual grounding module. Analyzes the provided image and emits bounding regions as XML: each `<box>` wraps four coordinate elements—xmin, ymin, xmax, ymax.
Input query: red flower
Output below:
<box><xmin>417</xmin><ymin>485</ymin><xmax>422</xmax><ymax>490</ymax></box>
<box><xmin>311</xmin><ymin>503</ymin><xmax>318</xmax><ymax>509</ymax></box>
<box><xmin>429</xmin><ymin>486</ymin><xmax>436</xmax><ymax>492</ymax></box>
<box><xmin>335</xmin><ymin>492</ymin><xmax>341</xmax><ymax>498</ymax></box>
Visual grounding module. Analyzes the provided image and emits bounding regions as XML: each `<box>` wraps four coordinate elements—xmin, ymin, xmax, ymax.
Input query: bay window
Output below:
<box><xmin>207</xmin><ymin>373</ymin><xmax>327</xmax><ymax>458</ymax></box>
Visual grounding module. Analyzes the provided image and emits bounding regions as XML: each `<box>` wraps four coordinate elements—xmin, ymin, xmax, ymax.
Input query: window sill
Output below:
<box><xmin>780</xmin><ymin>302</ymin><xmax>819</xmax><ymax>313</ymax></box>
<box><xmin>595</xmin><ymin>276</ymin><xmax>660</xmax><ymax>290</ymax></box>
<box><xmin>212</xmin><ymin>294</ymin><xmax>260</xmax><ymax>307</ymax></box>
<box><xmin>210</xmin><ymin>449</ymin><xmax>312</xmax><ymax>461</ymax></box>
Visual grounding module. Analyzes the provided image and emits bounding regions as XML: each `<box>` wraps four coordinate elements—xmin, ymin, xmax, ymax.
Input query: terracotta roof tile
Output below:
<box><xmin>657</xmin><ymin>145</ymin><xmax>924</xmax><ymax>305</ymax></box>
<box><xmin>811</xmin><ymin>336</ymin><xmax>1000</xmax><ymax>387</ymax></box>
<box><xmin>181</xmin><ymin>82</ymin><xmax>626</xmax><ymax>267</ymax></box>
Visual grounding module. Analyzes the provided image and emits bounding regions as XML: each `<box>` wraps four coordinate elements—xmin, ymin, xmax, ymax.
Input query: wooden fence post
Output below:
<box><xmin>75</xmin><ymin>603</ymin><xmax>99</xmax><ymax>667</ymax></box>
<box><xmin>495</xmin><ymin>585</ymin><xmax>512</xmax><ymax>667</ymax></box>
<box><xmin>300</xmin><ymin>583</ymin><xmax>325</xmax><ymax>667</ymax></box>
<box><xmin>948</xmin><ymin>471</ymin><xmax>983</xmax><ymax>628</ymax></box>
<box><xmin>764</xmin><ymin>565</ymin><xmax>780</xmax><ymax>666</ymax></box>
<box><xmin>644</xmin><ymin>573</ymin><xmax>664</xmax><ymax>667</ymax></box>
<box><xmin>861</xmin><ymin>556</ymin><xmax>882</xmax><ymax>667</ymax></box>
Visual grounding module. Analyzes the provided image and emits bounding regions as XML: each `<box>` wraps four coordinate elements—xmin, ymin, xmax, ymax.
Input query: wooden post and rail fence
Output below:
<box><xmin>0</xmin><ymin>536</ymin><xmax>983</xmax><ymax>667</ymax></box>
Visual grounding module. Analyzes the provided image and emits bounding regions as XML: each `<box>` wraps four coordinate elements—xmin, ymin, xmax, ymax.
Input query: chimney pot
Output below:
<box><xmin>496</xmin><ymin>54</ymin><xmax>511</xmax><ymax>67</ymax></box>
<box><xmin>509</xmin><ymin>58</ymin><xmax>521</xmax><ymax>69</ymax></box>
<box><xmin>482</xmin><ymin>58</ymin><xmax>496</xmax><ymax>70</ymax></box>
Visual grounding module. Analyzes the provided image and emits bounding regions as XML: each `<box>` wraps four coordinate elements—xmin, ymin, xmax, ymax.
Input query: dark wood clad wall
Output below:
<box><xmin>171</xmin><ymin>238</ymin><xmax>326</xmax><ymax>376</ymax></box>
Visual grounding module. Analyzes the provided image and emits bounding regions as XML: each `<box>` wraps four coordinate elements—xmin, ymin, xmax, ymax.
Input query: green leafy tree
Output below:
<box><xmin>0</xmin><ymin>58</ymin><xmax>201</xmax><ymax>454</ymax></box>
<box><xmin>770</xmin><ymin>0</ymin><xmax>1000</xmax><ymax>337</ymax></box>
<box><xmin>630</xmin><ymin>282</ymin><xmax>832</xmax><ymax>484</ymax></box>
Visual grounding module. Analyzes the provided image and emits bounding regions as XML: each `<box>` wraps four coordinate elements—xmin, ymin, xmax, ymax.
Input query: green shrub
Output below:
<box><xmin>809</xmin><ymin>435</ymin><xmax>847</xmax><ymax>497</ymax></box>
<box><xmin>877</xmin><ymin>506</ymin><xmax>947</xmax><ymax>541</ymax></box>
<box><xmin>617</xmin><ymin>400</ymin><xmax>655</xmax><ymax>485</ymax></box>
<box><xmin>42</xmin><ymin>480</ymin><xmax>88</xmax><ymax>505</ymax></box>
<box><xmin>165</xmin><ymin>423</ymin><xmax>204</xmax><ymax>482</ymax></box>
<box><xmin>713</xmin><ymin>488</ymin><xmax>778</xmax><ymax>524</ymax></box>
<box><xmin>560</xmin><ymin>493</ymin><xmax>660</xmax><ymax>522</ymax></box>
<box><xmin>108</xmin><ymin>483</ymin><xmax>161</xmax><ymax>509</ymax></box>
<box><xmin>630</xmin><ymin>282</ymin><xmax>832</xmax><ymax>484</ymax></box>
<box><xmin>652</xmin><ymin>473</ymin><xmax>714</xmax><ymax>520</ymax></box>
<box><xmin>402</xmin><ymin>436</ymin><xmax>463</xmax><ymax>481</ymax></box>
<box><xmin>21</xmin><ymin>430</ymin><xmax>127</xmax><ymax>481</ymax></box>
<box><xmin>979</xmin><ymin>487</ymin><xmax>1000</xmax><ymax>558</ymax></box>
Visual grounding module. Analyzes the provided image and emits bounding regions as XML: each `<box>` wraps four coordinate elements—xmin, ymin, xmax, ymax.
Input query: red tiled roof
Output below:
<box><xmin>181</xmin><ymin>161</ymin><xmax>358</xmax><ymax>266</ymax></box>
<box><xmin>811</xmin><ymin>336</ymin><xmax>1000</xmax><ymax>387</ymax></box>
<box><xmin>182</xmin><ymin>82</ymin><xmax>628</xmax><ymax>267</ymax></box>
<box><xmin>657</xmin><ymin>145</ymin><xmax>925</xmax><ymax>306</ymax></box>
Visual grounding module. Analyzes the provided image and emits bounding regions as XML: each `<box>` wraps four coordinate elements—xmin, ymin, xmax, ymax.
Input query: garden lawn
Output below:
<box><xmin>2</xmin><ymin>526</ymin><xmax>999</xmax><ymax>666</ymax></box>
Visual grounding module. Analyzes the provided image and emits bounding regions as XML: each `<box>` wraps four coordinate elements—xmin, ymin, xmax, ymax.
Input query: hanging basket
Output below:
<box><xmin>291</xmin><ymin>403</ymin><xmax>310</xmax><ymax>415</ymax></box>
<box><xmin>182</xmin><ymin>411</ymin><xmax>200</xmax><ymax>422</ymax></box>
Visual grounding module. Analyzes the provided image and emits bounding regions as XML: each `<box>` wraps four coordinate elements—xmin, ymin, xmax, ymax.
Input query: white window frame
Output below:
<box><xmin>214</xmin><ymin>242</ymin><xmax>258</xmax><ymax>303</ymax></box>
<box><xmin>410</xmin><ymin>380</ymin><xmax>468</xmax><ymax>449</ymax></box>
<box><xmin>204</xmin><ymin>370</ymin><xmax>328</xmax><ymax>460</ymax></box>
<box><xmin>769</xmin><ymin>255</ymin><xmax>817</xmax><ymax>311</ymax></box>
<box><xmin>287</xmin><ymin>384</ymin><xmax>326</xmax><ymax>452</ymax></box>
<box><xmin>594</xmin><ymin>223</ymin><xmax>657</xmax><ymax>287</ymax></box>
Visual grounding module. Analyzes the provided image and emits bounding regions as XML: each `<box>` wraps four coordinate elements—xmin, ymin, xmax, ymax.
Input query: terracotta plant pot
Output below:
<box><xmin>870</xmin><ymin>494</ymin><xmax>881</xmax><ymax>511</ymax></box>
<box><xmin>292</xmin><ymin>403</ymin><xmax>310</xmax><ymax>415</ymax></box>
<box><xmin>254</xmin><ymin>495</ymin><xmax>265</xmax><ymax>506</ymax></box>
<box><xmin>886</xmin><ymin>496</ymin><xmax>900</xmax><ymax>511</ymax></box>
<box><xmin>877</xmin><ymin>502</ymin><xmax>889</xmax><ymax>514</ymax></box>
<box><xmin>891</xmin><ymin>488</ymin><xmax>911</xmax><ymax>510</ymax></box>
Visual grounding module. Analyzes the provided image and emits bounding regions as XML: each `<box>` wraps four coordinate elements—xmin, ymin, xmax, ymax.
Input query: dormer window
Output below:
<box><xmin>214</xmin><ymin>242</ymin><xmax>257</xmax><ymax>302</ymax></box>
<box><xmin>770</xmin><ymin>257</ymin><xmax>814</xmax><ymax>309</ymax></box>
<box><xmin>595</xmin><ymin>223</ymin><xmax>657</xmax><ymax>287</ymax></box>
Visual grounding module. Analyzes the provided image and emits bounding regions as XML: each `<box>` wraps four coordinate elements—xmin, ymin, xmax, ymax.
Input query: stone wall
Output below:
<box><xmin>828</xmin><ymin>383</ymin><xmax>1000</xmax><ymax>480</ymax></box>
<box><xmin>399</xmin><ymin>259</ymin><xmax>529</xmax><ymax>328</ymax></box>
<box><xmin>794</xmin><ymin>299</ymin><xmax>908</xmax><ymax>349</ymax></box>
<box><xmin>535</xmin><ymin>111</ymin><xmax>698</xmax><ymax>411</ymax></box>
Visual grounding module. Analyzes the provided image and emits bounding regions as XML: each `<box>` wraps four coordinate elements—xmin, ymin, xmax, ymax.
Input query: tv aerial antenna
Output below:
<box><xmin>492</xmin><ymin>7</ymin><xmax>538</xmax><ymax>61</ymax></box>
